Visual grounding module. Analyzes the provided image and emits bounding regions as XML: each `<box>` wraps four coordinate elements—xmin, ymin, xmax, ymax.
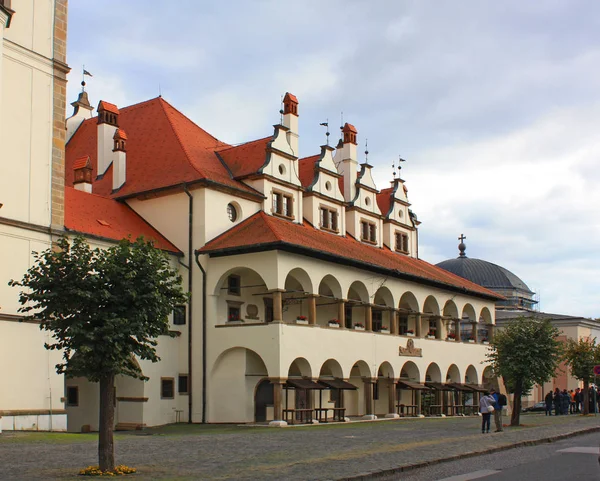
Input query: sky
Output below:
<box><xmin>67</xmin><ymin>1</ymin><xmax>600</xmax><ymax>318</ymax></box>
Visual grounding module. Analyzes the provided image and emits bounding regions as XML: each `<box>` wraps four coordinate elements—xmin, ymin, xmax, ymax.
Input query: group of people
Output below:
<box><xmin>545</xmin><ymin>387</ymin><xmax>598</xmax><ymax>415</ymax></box>
<box><xmin>479</xmin><ymin>388</ymin><xmax>507</xmax><ymax>433</ymax></box>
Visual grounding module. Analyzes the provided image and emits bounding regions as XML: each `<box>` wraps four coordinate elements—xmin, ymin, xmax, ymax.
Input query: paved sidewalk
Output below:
<box><xmin>0</xmin><ymin>414</ymin><xmax>598</xmax><ymax>480</ymax></box>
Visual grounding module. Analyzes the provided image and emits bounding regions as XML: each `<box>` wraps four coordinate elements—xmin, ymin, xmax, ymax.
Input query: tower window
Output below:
<box><xmin>361</xmin><ymin>220</ymin><xmax>376</xmax><ymax>243</ymax></box>
<box><xmin>272</xmin><ymin>191</ymin><xmax>293</xmax><ymax>219</ymax></box>
<box><xmin>395</xmin><ymin>232</ymin><xmax>409</xmax><ymax>254</ymax></box>
<box><xmin>227</xmin><ymin>275</ymin><xmax>241</xmax><ymax>295</ymax></box>
<box><xmin>319</xmin><ymin>207</ymin><xmax>338</xmax><ymax>232</ymax></box>
<box><xmin>227</xmin><ymin>203</ymin><xmax>238</xmax><ymax>222</ymax></box>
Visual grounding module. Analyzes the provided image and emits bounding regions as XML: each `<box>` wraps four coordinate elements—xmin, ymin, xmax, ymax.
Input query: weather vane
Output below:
<box><xmin>398</xmin><ymin>156</ymin><xmax>406</xmax><ymax>177</ymax></box>
<box><xmin>364</xmin><ymin>139</ymin><xmax>369</xmax><ymax>164</ymax></box>
<box><xmin>81</xmin><ymin>65</ymin><xmax>92</xmax><ymax>92</ymax></box>
<box><xmin>279</xmin><ymin>94</ymin><xmax>284</xmax><ymax>124</ymax></box>
<box><xmin>319</xmin><ymin>120</ymin><xmax>330</xmax><ymax>146</ymax></box>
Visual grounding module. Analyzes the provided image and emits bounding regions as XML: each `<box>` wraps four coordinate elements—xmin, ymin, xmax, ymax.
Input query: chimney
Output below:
<box><xmin>97</xmin><ymin>100</ymin><xmax>119</xmax><ymax>176</ymax></box>
<box><xmin>73</xmin><ymin>156</ymin><xmax>93</xmax><ymax>193</ymax></box>
<box><xmin>66</xmin><ymin>91</ymin><xmax>93</xmax><ymax>142</ymax></box>
<box><xmin>334</xmin><ymin>123</ymin><xmax>358</xmax><ymax>202</ymax></box>
<box><xmin>282</xmin><ymin>92</ymin><xmax>299</xmax><ymax>156</ymax></box>
<box><xmin>112</xmin><ymin>128</ymin><xmax>127</xmax><ymax>191</ymax></box>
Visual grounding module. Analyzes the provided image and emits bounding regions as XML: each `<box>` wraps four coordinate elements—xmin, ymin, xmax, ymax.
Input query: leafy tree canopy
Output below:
<box><xmin>563</xmin><ymin>337</ymin><xmax>600</xmax><ymax>384</ymax></box>
<box><xmin>9</xmin><ymin>235</ymin><xmax>188</xmax><ymax>381</ymax></box>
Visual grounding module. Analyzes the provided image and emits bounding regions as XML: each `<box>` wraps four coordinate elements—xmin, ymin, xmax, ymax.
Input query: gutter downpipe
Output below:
<box><xmin>194</xmin><ymin>249</ymin><xmax>207</xmax><ymax>424</ymax></box>
<box><xmin>183</xmin><ymin>186</ymin><xmax>194</xmax><ymax>424</ymax></box>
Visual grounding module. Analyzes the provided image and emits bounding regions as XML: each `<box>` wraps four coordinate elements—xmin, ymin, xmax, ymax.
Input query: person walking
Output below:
<box><xmin>569</xmin><ymin>390</ymin><xmax>576</xmax><ymax>414</ymax></box>
<box><xmin>562</xmin><ymin>389</ymin><xmax>570</xmax><ymax>415</ymax></box>
<box><xmin>545</xmin><ymin>391</ymin><xmax>553</xmax><ymax>416</ymax></box>
<box><xmin>479</xmin><ymin>391</ymin><xmax>495</xmax><ymax>434</ymax></box>
<box><xmin>490</xmin><ymin>388</ymin><xmax>506</xmax><ymax>432</ymax></box>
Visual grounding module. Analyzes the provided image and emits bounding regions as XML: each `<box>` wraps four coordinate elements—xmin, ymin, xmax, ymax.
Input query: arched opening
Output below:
<box><xmin>398</xmin><ymin>361</ymin><xmax>422</xmax><ymax>417</ymax></box>
<box><xmin>461</xmin><ymin>303</ymin><xmax>477</xmax><ymax>341</ymax></box>
<box><xmin>465</xmin><ymin>365</ymin><xmax>479</xmax><ymax>385</ymax></box>
<box><xmin>444</xmin><ymin>364</ymin><xmax>462</xmax><ymax>416</ymax></box>
<box><xmin>317</xmin><ymin>275</ymin><xmax>343</xmax><ymax>327</ymax></box>
<box><xmin>482</xmin><ymin>366</ymin><xmax>495</xmax><ymax>389</ymax></box>
<box><xmin>424</xmin><ymin>362</ymin><xmax>443</xmax><ymax>416</ymax></box>
<box><xmin>478</xmin><ymin>307</ymin><xmax>493</xmax><ymax>343</ymax></box>
<box><xmin>375</xmin><ymin>361</ymin><xmax>395</xmax><ymax>416</ymax></box>
<box><xmin>464</xmin><ymin>364</ymin><xmax>480</xmax><ymax>414</ymax></box>
<box><xmin>398</xmin><ymin>291</ymin><xmax>419</xmax><ymax>336</ymax></box>
<box><xmin>347</xmin><ymin>360</ymin><xmax>372</xmax><ymax>417</ymax></box>
<box><xmin>214</xmin><ymin>267</ymin><xmax>269</xmax><ymax>324</ymax></box>
<box><xmin>318</xmin><ymin>359</ymin><xmax>353</xmax><ymax>421</ymax></box>
<box><xmin>283</xmin><ymin>268</ymin><xmax>312</xmax><ymax>323</ymax></box>
<box><xmin>373</xmin><ymin>286</ymin><xmax>394</xmax><ymax>333</ymax></box>
<box><xmin>210</xmin><ymin>347</ymin><xmax>269</xmax><ymax>423</ymax></box>
<box><xmin>319</xmin><ymin>359</ymin><xmax>344</xmax><ymax>379</ymax></box>
<box><xmin>423</xmin><ymin>296</ymin><xmax>441</xmax><ymax>339</ymax></box>
<box><xmin>254</xmin><ymin>380</ymin><xmax>274</xmax><ymax>423</ymax></box>
<box><xmin>443</xmin><ymin>300</ymin><xmax>459</xmax><ymax>340</ymax></box>
<box><xmin>285</xmin><ymin>357</ymin><xmax>314</xmax><ymax>422</ymax></box>
<box><xmin>346</xmin><ymin>281</ymin><xmax>369</xmax><ymax>330</ymax></box>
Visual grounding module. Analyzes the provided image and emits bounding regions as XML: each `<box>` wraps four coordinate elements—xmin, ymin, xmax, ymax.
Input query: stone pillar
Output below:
<box><xmin>415</xmin><ymin>390</ymin><xmax>422</xmax><ymax>416</ymax></box>
<box><xmin>308</xmin><ymin>294</ymin><xmax>317</xmax><ymax>325</ymax></box>
<box><xmin>365</xmin><ymin>304</ymin><xmax>373</xmax><ymax>332</ymax></box>
<box><xmin>338</xmin><ymin>299</ymin><xmax>345</xmax><ymax>329</ymax></box>
<box><xmin>272</xmin><ymin>291</ymin><xmax>283</xmax><ymax>322</ymax></box>
<box><xmin>362</xmin><ymin>378</ymin><xmax>377</xmax><ymax>420</ymax></box>
<box><xmin>488</xmin><ymin>324</ymin><xmax>494</xmax><ymax>342</ymax></box>
<box><xmin>386</xmin><ymin>379</ymin><xmax>400</xmax><ymax>418</ymax></box>
<box><xmin>415</xmin><ymin>313</ymin><xmax>422</xmax><ymax>338</ymax></box>
<box><xmin>455</xmin><ymin>319</ymin><xmax>462</xmax><ymax>342</ymax></box>
<box><xmin>269</xmin><ymin>379</ymin><xmax>288</xmax><ymax>427</ymax></box>
<box><xmin>391</xmin><ymin>310</ymin><xmax>398</xmax><ymax>335</ymax></box>
<box><xmin>471</xmin><ymin>321</ymin><xmax>478</xmax><ymax>342</ymax></box>
<box><xmin>436</xmin><ymin>316</ymin><xmax>444</xmax><ymax>339</ymax></box>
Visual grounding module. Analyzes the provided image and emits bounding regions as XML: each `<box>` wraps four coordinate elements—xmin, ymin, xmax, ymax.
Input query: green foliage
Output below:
<box><xmin>486</xmin><ymin>317</ymin><xmax>563</xmax><ymax>394</ymax></box>
<box><xmin>563</xmin><ymin>337</ymin><xmax>600</xmax><ymax>384</ymax></box>
<box><xmin>9</xmin><ymin>236</ymin><xmax>188</xmax><ymax>382</ymax></box>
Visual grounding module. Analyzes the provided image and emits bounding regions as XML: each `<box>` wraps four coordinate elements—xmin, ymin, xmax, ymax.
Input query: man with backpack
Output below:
<box><xmin>491</xmin><ymin>388</ymin><xmax>507</xmax><ymax>432</ymax></box>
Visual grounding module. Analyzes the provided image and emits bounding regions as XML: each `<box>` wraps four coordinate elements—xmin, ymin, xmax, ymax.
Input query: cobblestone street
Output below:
<box><xmin>0</xmin><ymin>414</ymin><xmax>598</xmax><ymax>480</ymax></box>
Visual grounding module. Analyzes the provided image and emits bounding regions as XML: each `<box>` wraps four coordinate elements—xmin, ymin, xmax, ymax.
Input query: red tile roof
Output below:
<box><xmin>198</xmin><ymin>212</ymin><xmax>503</xmax><ymax>300</ymax></box>
<box><xmin>343</xmin><ymin>123</ymin><xmax>357</xmax><ymax>134</ymax></box>
<box><xmin>298</xmin><ymin>155</ymin><xmax>319</xmax><ymax>188</ymax></box>
<box><xmin>284</xmin><ymin>92</ymin><xmax>298</xmax><ymax>104</ymax></box>
<box><xmin>64</xmin><ymin>187</ymin><xmax>180</xmax><ymax>253</ymax></box>
<box><xmin>98</xmin><ymin>101</ymin><xmax>119</xmax><ymax>115</ymax></box>
<box><xmin>114</xmin><ymin>128</ymin><xmax>127</xmax><ymax>140</ymax></box>
<box><xmin>377</xmin><ymin>187</ymin><xmax>393</xmax><ymax>217</ymax></box>
<box><xmin>217</xmin><ymin>136</ymin><xmax>271</xmax><ymax>178</ymax></box>
<box><xmin>73</xmin><ymin>156</ymin><xmax>91</xmax><ymax>170</ymax></box>
<box><xmin>66</xmin><ymin>97</ymin><xmax>261</xmax><ymax>199</ymax></box>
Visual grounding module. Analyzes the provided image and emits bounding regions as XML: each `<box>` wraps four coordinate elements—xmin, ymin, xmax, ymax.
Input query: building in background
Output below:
<box><xmin>437</xmin><ymin>239</ymin><xmax>600</xmax><ymax>407</ymax></box>
<box><xmin>0</xmin><ymin>0</ymin><xmax>69</xmax><ymax>431</ymax></box>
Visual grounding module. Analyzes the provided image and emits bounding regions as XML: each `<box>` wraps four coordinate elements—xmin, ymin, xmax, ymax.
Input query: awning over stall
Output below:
<box><xmin>397</xmin><ymin>380</ymin><xmax>431</xmax><ymax>390</ymax></box>
<box><xmin>445</xmin><ymin>382</ymin><xmax>476</xmax><ymax>391</ymax></box>
<box><xmin>285</xmin><ymin>379</ymin><xmax>326</xmax><ymax>390</ymax></box>
<box><xmin>425</xmin><ymin>382</ymin><xmax>453</xmax><ymax>391</ymax></box>
<box><xmin>318</xmin><ymin>379</ymin><xmax>357</xmax><ymax>390</ymax></box>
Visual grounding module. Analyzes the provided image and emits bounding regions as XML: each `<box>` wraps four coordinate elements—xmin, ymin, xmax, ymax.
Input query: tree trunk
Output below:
<box><xmin>510</xmin><ymin>380</ymin><xmax>522</xmax><ymax>426</ymax></box>
<box><xmin>583</xmin><ymin>380</ymin><xmax>589</xmax><ymax>415</ymax></box>
<box><xmin>99</xmin><ymin>374</ymin><xmax>116</xmax><ymax>472</ymax></box>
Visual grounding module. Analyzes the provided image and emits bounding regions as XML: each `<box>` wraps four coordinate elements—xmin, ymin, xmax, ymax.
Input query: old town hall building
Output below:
<box><xmin>1</xmin><ymin>1</ymin><xmax>502</xmax><ymax>431</ymax></box>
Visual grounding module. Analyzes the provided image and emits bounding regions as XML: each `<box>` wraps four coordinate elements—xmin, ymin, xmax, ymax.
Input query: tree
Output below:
<box><xmin>563</xmin><ymin>337</ymin><xmax>600</xmax><ymax>415</ymax></box>
<box><xmin>9</xmin><ymin>236</ymin><xmax>187</xmax><ymax>472</ymax></box>
<box><xmin>486</xmin><ymin>316</ymin><xmax>563</xmax><ymax>426</ymax></box>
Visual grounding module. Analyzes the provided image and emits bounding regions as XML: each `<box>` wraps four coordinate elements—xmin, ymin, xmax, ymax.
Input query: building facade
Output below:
<box><xmin>0</xmin><ymin>0</ymin><xmax>69</xmax><ymax>431</ymax></box>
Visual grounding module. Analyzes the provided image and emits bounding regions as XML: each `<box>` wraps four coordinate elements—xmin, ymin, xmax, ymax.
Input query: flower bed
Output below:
<box><xmin>79</xmin><ymin>465</ymin><xmax>137</xmax><ymax>476</ymax></box>
<box><xmin>328</xmin><ymin>319</ymin><xmax>340</xmax><ymax>328</ymax></box>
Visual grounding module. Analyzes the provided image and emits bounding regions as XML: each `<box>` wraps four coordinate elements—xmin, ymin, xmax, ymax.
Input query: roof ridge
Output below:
<box><xmin>217</xmin><ymin>136</ymin><xmax>272</xmax><ymax>153</ymax></box>
<box><xmin>258</xmin><ymin>211</ymin><xmax>287</xmax><ymax>241</ymax></box>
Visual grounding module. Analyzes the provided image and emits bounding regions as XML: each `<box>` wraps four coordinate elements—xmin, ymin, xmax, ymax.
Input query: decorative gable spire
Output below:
<box><xmin>283</xmin><ymin>92</ymin><xmax>298</xmax><ymax>116</ymax></box>
<box><xmin>97</xmin><ymin>101</ymin><xmax>119</xmax><ymax>127</ymax></box>
<box><xmin>342</xmin><ymin>123</ymin><xmax>357</xmax><ymax>145</ymax></box>
<box><xmin>73</xmin><ymin>156</ymin><xmax>93</xmax><ymax>193</ymax></box>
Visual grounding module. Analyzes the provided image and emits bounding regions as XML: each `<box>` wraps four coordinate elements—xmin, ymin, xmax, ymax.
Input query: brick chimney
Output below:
<box><xmin>73</xmin><ymin>156</ymin><xmax>93</xmax><ymax>193</ymax></box>
<box><xmin>334</xmin><ymin>123</ymin><xmax>358</xmax><ymax>202</ymax></box>
<box><xmin>112</xmin><ymin>128</ymin><xmax>127</xmax><ymax>191</ymax></box>
<box><xmin>97</xmin><ymin>100</ymin><xmax>119</xmax><ymax>176</ymax></box>
<box><xmin>282</xmin><ymin>92</ymin><xmax>299</xmax><ymax>156</ymax></box>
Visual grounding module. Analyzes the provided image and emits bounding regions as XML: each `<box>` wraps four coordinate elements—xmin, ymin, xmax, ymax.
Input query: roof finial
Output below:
<box><xmin>81</xmin><ymin>66</ymin><xmax>93</xmax><ymax>92</ymax></box>
<box><xmin>364</xmin><ymin>139</ymin><xmax>369</xmax><ymax>163</ymax></box>
<box><xmin>398</xmin><ymin>156</ymin><xmax>406</xmax><ymax>178</ymax></box>
<box><xmin>458</xmin><ymin>234</ymin><xmax>467</xmax><ymax>258</ymax></box>
<box><xmin>392</xmin><ymin>157</ymin><xmax>396</xmax><ymax>178</ymax></box>
<box><xmin>319</xmin><ymin>120</ymin><xmax>330</xmax><ymax>146</ymax></box>
<box><xmin>279</xmin><ymin>94</ymin><xmax>284</xmax><ymax>124</ymax></box>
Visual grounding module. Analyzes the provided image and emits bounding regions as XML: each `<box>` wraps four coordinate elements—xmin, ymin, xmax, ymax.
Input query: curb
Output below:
<box><xmin>336</xmin><ymin>425</ymin><xmax>600</xmax><ymax>480</ymax></box>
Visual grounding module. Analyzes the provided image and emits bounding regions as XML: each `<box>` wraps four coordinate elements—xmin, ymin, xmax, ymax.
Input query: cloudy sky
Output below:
<box><xmin>67</xmin><ymin>1</ymin><xmax>600</xmax><ymax>317</ymax></box>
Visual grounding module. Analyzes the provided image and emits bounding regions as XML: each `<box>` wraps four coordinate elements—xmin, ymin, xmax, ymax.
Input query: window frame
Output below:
<box><xmin>66</xmin><ymin>386</ymin><xmax>79</xmax><ymax>407</ymax></box>
<box><xmin>161</xmin><ymin>378</ymin><xmax>175</xmax><ymax>399</ymax></box>
<box><xmin>395</xmin><ymin>231</ymin><xmax>410</xmax><ymax>254</ymax></box>
<box><xmin>360</xmin><ymin>219</ymin><xmax>377</xmax><ymax>244</ymax></box>
<box><xmin>173</xmin><ymin>305</ymin><xmax>187</xmax><ymax>325</ymax></box>
<box><xmin>272</xmin><ymin>189</ymin><xmax>294</xmax><ymax>219</ymax></box>
<box><xmin>319</xmin><ymin>205</ymin><xmax>339</xmax><ymax>232</ymax></box>
<box><xmin>178</xmin><ymin>374</ymin><xmax>189</xmax><ymax>395</ymax></box>
<box><xmin>227</xmin><ymin>274</ymin><xmax>241</xmax><ymax>296</ymax></box>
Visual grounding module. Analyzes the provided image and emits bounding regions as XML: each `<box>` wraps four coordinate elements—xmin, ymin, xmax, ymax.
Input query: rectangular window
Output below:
<box><xmin>228</xmin><ymin>305</ymin><xmax>241</xmax><ymax>322</ymax></box>
<box><xmin>428</xmin><ymin>319</ymin><xmax>437</xmax><ymax>336</ymax></box>
<box><xmin>373</xmin><ymin>382</ymin><xmax>379</xmax><ymax>401</ymax></box>
<box><xmin>395</xmin><ymin>232</ymin><xmax>410</xmax><ymax>254</ymax></box>
<box><xmin>161</xmin><ymin>378</ymin><xmax>175</xmax><ymax>399</ymax></box>
<box><xmin>178</xmin><ymin>375</ymin><xmax>189</xmax><ymax>395</ymax></box>
<box><xmin>173</xmin><ymin>305</ymin><xmax>186</xmax><ymax>325</ymax></box>
<box><xmin>264</xmin><ymin>297</ymin><xmax>274</xmax><ymax>323</ymax></box>
<box><xmin>361</xmin><ymin>220</ymin><xmax>376</xmax><ymax>243</ymax></box>
<box><xmin>372</xmin><ymin>309</ymin><xmax>383</xmax><ymax>332</ymax></box>
<box><xmin>345</xmin><ymin>305</ymin><xmax>353</xmax><ymax>329</ymax></box>
<box><xmin>227</xmin><ymin>275</ymin><xmax>241</xmax><ymax>295</ymax></box>
<box><xmin>398</xmin><ymin>316</ymin><xmax>408</xmax><ymax>335</ymax></box>
<box><xmin>66</xmin><ymin>386</ymin><xmax>79</xmax><ymax>407</ymax></box>
<box><xmin>320</xmin><ymin>207</ymin><xmax>338</xmax><ymax>231</ymax></box>
<box><xmin>273</xmin><ymin>191</ymin><xmax>293</xmax><ymax>218</ymax></box>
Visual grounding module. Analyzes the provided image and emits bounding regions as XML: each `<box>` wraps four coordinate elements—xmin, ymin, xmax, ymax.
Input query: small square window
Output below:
<box><xmin>227</xmin><ymin>275</ymin><xmax>241</xmax><ymax>295</ymax></box>
<box><xmin>161</xmin><ymin>378</ymin><xmax>175</xmax><ymax>399</ymax></box>
<box><xmin>173</xmin><ymin>305</ymin><xmax>186</xmax><ymax>325</ymax></box>
<box><xmin>228</xmin><ymin>305</ymin><xmax>241</xmax><ymax>322</ymax></box>
<box><xmin>178</xmin><ymin>375</ymin><xmax>189</xmax><ymax>395</ymax></box>
<box><xmin>66</xmin><ymin>386</ymin><xmax>79</xmax><ymax>407</ymax></box>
